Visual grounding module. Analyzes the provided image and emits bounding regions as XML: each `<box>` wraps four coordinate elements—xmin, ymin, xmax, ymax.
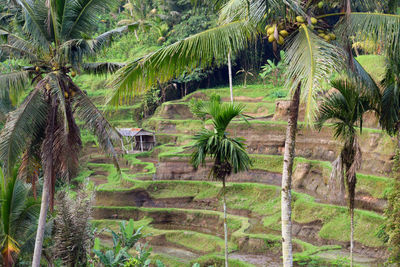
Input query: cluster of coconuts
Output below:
<box><xmin>265</xmin><ymin>24</ymin><xmax>289</xmax><ymax>45</ymax></box>
<box><xmin>34</xmin><ymin>65</ymin><xmax>77</xmax><ymax>77</ymax></box>
<box><xmin>317</xmin><ymin>29</ymin><xmax>336</xmax><ymax>42</ymax></box>
<box><xmin>296</xmin><ymin>15</ymin><xmax>336</xmax><ymax>42</ymax></box>
<box><xmin>44</xmin><ymin>82</ymin><xmax>76</xmax><ymax>99</ymax></box>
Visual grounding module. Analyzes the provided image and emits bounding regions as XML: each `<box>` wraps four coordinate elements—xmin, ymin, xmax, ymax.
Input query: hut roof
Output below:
<box><xmin>117</xmin><ymin>128</ymin><xmax>154</xmax><ymax>137</ymax></box>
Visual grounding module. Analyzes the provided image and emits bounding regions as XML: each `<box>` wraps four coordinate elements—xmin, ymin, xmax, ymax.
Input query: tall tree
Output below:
<box><xmin>0</xmin><ymin>0</ymin><xmax>131</xmax><ymax>265</ymax></box>
<box><xmin>190</xmin><ymin>99</ymin><xmax>251</xmax><ymax>267</ymax></box>
<box><xmin>316</xmin><ymin>79</ymin><xmax>374</xmax><ymax>266</ymax></box>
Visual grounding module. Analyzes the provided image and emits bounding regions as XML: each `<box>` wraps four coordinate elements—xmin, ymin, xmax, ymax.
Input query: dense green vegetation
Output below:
<box><xmin>1</xmin><ymin>0</ymin><xmax>400</xmax><ymax>266</ymax></box>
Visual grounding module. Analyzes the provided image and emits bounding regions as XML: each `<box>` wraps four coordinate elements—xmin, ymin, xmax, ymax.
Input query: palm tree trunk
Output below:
<box><xmin>32</xmin><ymin>98</ymin><xmax>57</xmax><ymax>267</ymax></box>
<box><xmin>228</xmin><ymin>49</ymin><xmax>233</xmax><ymax>103</ymax></box>
<box><xmin>223</xmin><ymin>179</ymin><xmax>229</xmax><ymax>267</ymax></box>
<box><xmin>350</xmin><ymin>207</ymin><xmax>354</xmax><ymax>267</ymax></box>
<box><xmin>281</xmin><ymin>84</ymin><xmax>301</xmax><ymax>267</ymax></box>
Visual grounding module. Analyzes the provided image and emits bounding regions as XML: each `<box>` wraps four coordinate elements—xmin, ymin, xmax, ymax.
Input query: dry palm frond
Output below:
<box><xmin>53</xmin><ymin>188</ymin><xmax>94</xmax><ymax>266</ymax></box>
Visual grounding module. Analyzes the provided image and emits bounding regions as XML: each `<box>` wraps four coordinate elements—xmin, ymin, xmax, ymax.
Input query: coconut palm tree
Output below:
<box><xmin>190</xmin><ymin>100</ymin><xmax>251</xmax><ymax>267</ymax></box>
<box><xmin>108</xmin><ymin>1</ymin><xmax>399</xmax><ymax>265</ymax></box>
<box><xmin>0</xmin><ymin>166</ymin><xmax>41</xmax><ymax>266</ymax></box>
<box><xmin>316</xmin><ymin>79</ymin><xmax>374</xmax><ymax>266</ymax></box>
<box><xmin>0</xmin><ymin>0</ymin><xmax>132</xmax><ymax>265</ymax></box>
<box><xmin>117</xmin><ymin>0</ymin><xmax>154</xmax><ymax>41</ymax></box>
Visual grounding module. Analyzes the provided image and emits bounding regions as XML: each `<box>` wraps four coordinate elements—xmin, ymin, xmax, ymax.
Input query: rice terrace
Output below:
<box><xmin>0</xmin><ymin>0</ymin><xmax>400</xmax><ymax>266</ymax></box>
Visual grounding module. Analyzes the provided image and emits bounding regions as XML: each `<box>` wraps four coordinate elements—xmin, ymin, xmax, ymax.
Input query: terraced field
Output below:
<box><xmin>73</xmin><ymin>57</ymin><xmax>393</xmax><ymax>266</ymax></box>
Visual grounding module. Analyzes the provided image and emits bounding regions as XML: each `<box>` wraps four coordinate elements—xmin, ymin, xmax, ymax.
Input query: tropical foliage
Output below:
<box><xmin>316</xmin><ymin>78</ymin><xmax>374</xmax><ymax>265</ymax></box>
<box><xmin>191</xmin><ymin>98</ymin><xmax>251</xmax><ymax>266</ymax></box>
<box><xmin>0</xmin><ymin>167</ymin><xmax>40</xmax><ymax>267</ymax></box>
<box><xmin>0</xmin><ymin>0</ymin><xmax>135</xmax><ymax>264</ymax></box>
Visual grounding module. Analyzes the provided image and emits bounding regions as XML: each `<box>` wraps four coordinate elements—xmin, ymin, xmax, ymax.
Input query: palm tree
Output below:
<box><xmin>118</xmin><ymin>0</ymin><xmax>154</xmax><ymax>41</ymax></box>
<box><xmin>316</xmin><ymin>79</ymin><xmax>374</xmax><ymax>266</ymax></box>
<box><xmin>0</xmin><ymin>0</ymin><xmax>131</xmax><ymax>265</ymax></box>
<box><xmin>190</xmin><ymin>100</ymin><xmax>251</xmax><ymax>267</ymax></box>
<box><xmin>0</xmin><ymin>166</ymin><xmax>41</xmax><ymax>266</ymax></box>
<box><xmin>108</xmin><ymin>1</ymin><xmax>399</xmax><ymax>265</ymax></box>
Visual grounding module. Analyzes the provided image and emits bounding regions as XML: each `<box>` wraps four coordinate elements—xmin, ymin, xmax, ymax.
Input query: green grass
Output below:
<box><xmin>356</xmin><ymin>55</ymin><xmax>386</xmax><ymax>82</ymax></box>
<box><xmin>165</xmin><ymin>231</ymin><xmax>237</xmax><ymax>253</ymax></box>
<box><xmin>191</xmin><ymin>253</ymin><xmax>256</xmax><ymax>267</ymax></box>
<box><xmin>293</xmin><ymin>195</ymin><xmax>384</xmax><ymax>247</ymax></box>
<box><xmin>150</xmin><ymin>254</ymin><xmax>188</xmax><ymax>267</ymax></box>
<box><xmin>180</xmin><ymin>83</ymin><xmax>288</xmax><ymax>102</ymax></box>
<box><xmin>95</xmin><ymin>176</ymin><xmax>386</xmax><ymax>247</ymax></box>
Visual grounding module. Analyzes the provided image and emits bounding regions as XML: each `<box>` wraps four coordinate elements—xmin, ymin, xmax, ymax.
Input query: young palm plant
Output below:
<box><xmin>315</xmin><ymin>79</ymin><xmax>374</xmax><ymax>266</ymax></box>
<box><xmin>190</xmin><ymin>99</ymin><xmax>251</xmax><ymax>267</ymax></box>
<box><xmin>0</xmin><ymin>0</ymin><xmax>131</xmax><ymax>265</ymax></box>
<box><xmin>0</xmin><ymin>167</ymin><xmax>40</xmax><ymax>267</ymax></box>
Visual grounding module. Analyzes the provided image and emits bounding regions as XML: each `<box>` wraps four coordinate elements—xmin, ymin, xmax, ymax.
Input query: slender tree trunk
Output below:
<box><xmin>32</xmin><ymin>98</ymin><xmax>56</xmax><ymax>267</ymax></box>
<box><xmin>223</xmin><ymin>179</ymin><xmax>229</xmax><ymax>267</ymax></box>
<box><xmin>281</xmin><ymin>84</ymin><xmax>301</xmax><ymax>267</ymax></box>
<box><xmin>350</xmin><ymin>207</ymin><xmax>354</xmax><ymax>267</ymax></box>
<box><xmin>228</xmin><ymin>49</ymin><xmax>233</xmax><ymax>104</ymax></box>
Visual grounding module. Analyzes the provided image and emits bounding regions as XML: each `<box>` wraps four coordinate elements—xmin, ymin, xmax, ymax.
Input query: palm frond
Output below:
<box><xmin>60</xmin><ymin>25</ymin><xmax>132</xmax><ymax>69</ymax></box>
<box><xmin>338</xmin><ymin>12</ymin><xmax>400</xmax><ymax>57</ymax></box>
<box><xmin>315</xmin><ymin>79</ymin><xmax>372</xmax><ymax>140</ymax></box>
<box><xmin>108</xmin><ymin>21</ymin><xmax>255</xmax><ymax>107</ymax></box>
<box><xmin>380</xmin><ymin>57</ymin><xmax>400</xmax><ymax>134</ymax></box>
<box><xmin>17</xmin><ymin>0</ymin><xmax>50</xmax><ymax>47</ymax></box>
<box><xmin>0</xmin><ymin>71</ymin><xmax>30</xmax><ymax>105</ymax></box>
<box><xmin>218</xmin><ymin>0</ymin><xmax>250</xmax><ymax>23</ymax></box>
<box><xmin>247</xmin><ymin>0</ymin><xmax>305</xmax><ymax>25</ymax></box>
<box><xmin>0</xmin><ymin>86</ymin><xmax>48</xmax><ymax>176</ymax></box>
<box><xmin>284</xmin><ymin>24</ymin><xmax>345</xmax><ymax>123</ymax></box>
<box><xmin>82</xmin><ymin>62</ymin><xmax>126</xmax><ymax>75</ymax></box>
<box><xmin>70</xmin><ymin>80</ymin><xmax>120</xmax><ymax>171</ymax></box>
<box><xmin>63</xmin><ymin>0</ymin><xmax>118</xmax><ymax>39</ymax></box>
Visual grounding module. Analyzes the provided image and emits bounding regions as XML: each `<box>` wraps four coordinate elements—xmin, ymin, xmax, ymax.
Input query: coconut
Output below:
<box><xmin>329</xmin><ymin>33</ymin><xmax>336</xmax><ymax>40</ymax></box>
<box><xmin>324</xmin><ymin>35</ymin><xmax>331</xmax><ymax>42</ymax></box>
<box><xmin>71</xmin><ymin>71</ymin><xmax>77</xmax><ymax>77</ymax></box>
<box><xmin>279</xmin><ymin>30</ymin><xmax>289</xmax><ymax>37</ymax></box>
<box><xmin>318</xmin><ymin>1</ymin><xmax>324</xmax><ymax>8</ymax></box>
<box><xmin>311</xmin><ymin>17</ymin><xmax>318</xmax><ymax>25</ymax></box>
<box><xmin>277</xmin><ymin>35</ymin><xmax>284</xmax><ymax>45</ymax></box>
<box><xmin>64</xmin><ymin>92</ymin><xmax>69</xmax><ymax>98</ymax></box>
<box><xmin>268</xmin><ymin>35</ymin><xmax>275</xmax><ymax>43</ymax></box>
<box><xmin>35</xmin><ymin>66</ymin><xmax>40</xmax><ymax>72</ymax></box>
<box><xmin>267</xmin><ymin>26</ymin><xmax>275</xmax><ymax>36</ymax></box>
<box><xmin>296</xmin><ymin>16</ymin><xmax>305</xmax><ymax>23</ymax></box>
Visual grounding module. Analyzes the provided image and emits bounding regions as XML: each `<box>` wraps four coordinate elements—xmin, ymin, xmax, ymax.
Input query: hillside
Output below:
<box><xmin>71</xmin><ymin>55</ymin><xmax>392</xmax><ymax>267</ymax></box>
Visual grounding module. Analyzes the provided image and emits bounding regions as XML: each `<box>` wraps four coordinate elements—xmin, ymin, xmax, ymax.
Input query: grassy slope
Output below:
<box><xmin>74</xmin><ymin>54</ymin><xmax>389</xmax><ymax>265</ymax></box>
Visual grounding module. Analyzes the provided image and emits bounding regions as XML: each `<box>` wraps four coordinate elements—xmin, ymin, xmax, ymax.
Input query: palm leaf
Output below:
<box><xmin>17</xmin><ymin>0</ymin><xmax>50</xmax><ymax>47</ymax></box>
<box><xmin>0</xmin><ymin>86</ymin><xmax>48</xmax><ymax>176</ymax></box>
<box><xmin>63</xmin><ymin>0</ymin><xmax>118</xmax><ymax>39</ymax></box>
<box><xmin>338</xmin><ymin>12</ymin><xmax>400</xmax><ymax>57</ymax></box>
<box><xmin>82</xmin><ymin>62</ymin><xmax>126</xmax><ymax>75</ymax></box>
<box><xmin>70</xmin><ymin>80</ymin><xmax>120</xmax><ymax>171</ymax></box>
<box><xmin>60</xmin><ymin>25</ymin><xmax>132</xmax><ymax>69</ymax></box>
<box><xmin>284</xmin><ymin>24</ymin><xmax>345</xmax><ymax>123</ymax></box>
<box><xmin>0</xmin><ymin>71</ymin><xmax>30</xmax><ymax>106</ymax></box>
<box><xmin>107</xmin><ymin>21</ymin><xmax>254</xmax><ymax>106</ymax></box>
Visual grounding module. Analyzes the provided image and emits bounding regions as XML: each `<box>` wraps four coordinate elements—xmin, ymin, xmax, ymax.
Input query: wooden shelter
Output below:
<box><xmin>117</xmin><ymin>128</ymin><xmax>156</xmax><ymax>153</ymax></box>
